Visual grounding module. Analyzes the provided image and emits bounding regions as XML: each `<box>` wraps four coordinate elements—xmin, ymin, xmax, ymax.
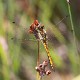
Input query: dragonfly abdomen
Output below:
<box><xmin>43</xmin><ymin>42</ymin><xmax>55</xmax><ymax>71</ymax></box>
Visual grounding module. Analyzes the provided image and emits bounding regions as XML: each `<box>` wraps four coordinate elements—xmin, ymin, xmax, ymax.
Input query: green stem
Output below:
<box><xmin>67</xmin><ymin>2</ymin><xmax>79</xmax><ymax>68</ymax></box>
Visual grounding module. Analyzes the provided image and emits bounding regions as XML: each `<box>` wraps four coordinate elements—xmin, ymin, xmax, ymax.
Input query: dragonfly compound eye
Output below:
<box><xmin>34</xmin><ymin>20</ymin><xmax>39</xmax><ymax>26</ymax></box>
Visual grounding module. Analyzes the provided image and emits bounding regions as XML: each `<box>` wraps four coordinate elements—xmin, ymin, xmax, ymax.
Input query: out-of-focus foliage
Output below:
<box><xmin>72</xmin><ymin>75</ymin><xmax>80</xmax><ymax>80</ymax></box>
<box><xmin>0</xmin><ymin>0</ymin><xmax>80</xmax><ymax>80</ymax></box>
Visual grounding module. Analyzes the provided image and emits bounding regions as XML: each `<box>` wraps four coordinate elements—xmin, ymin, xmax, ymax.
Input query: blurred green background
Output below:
<box><xmin>0</xmin><ymin>0</ymin><xmax>80</xmax><ymax>80</ymax></box>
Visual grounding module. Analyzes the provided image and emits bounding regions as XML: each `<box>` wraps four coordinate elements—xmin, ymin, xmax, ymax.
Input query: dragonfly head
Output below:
<box><xmin>34</xmin><ymin>20</ymin><xmax>39</xmax><ymax>26</ymax></box>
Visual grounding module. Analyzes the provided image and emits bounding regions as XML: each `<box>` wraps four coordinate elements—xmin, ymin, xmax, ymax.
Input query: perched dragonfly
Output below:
<box><xmin>29</xmin><ymin>20</ymin><xmax>55</xmax><ymax>71</ymax></box>
<box><xmin>11</xmin><ymin>20</ymin><xmax>55</xmax><ymax>71</ymax></box>
<box><xmin>11</xmin><ymin>15</ymin><xmax>68</xmax><ymax>71</ymax></box>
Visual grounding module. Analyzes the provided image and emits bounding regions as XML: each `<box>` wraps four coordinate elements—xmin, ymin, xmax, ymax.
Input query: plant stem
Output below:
<box><xmin>36</xmin><ymin>40</ymin><xmax>41</xmax><ymax>80</ymax></box>
<box><xmin>67</xmin><ymin>2</ymin><xmax>79</xmax><ymax>68</ymax></box>
<box><xmin>37</xmin><ymin>40</ymin><xmax>40</xmax><ymax>66</ymax></box>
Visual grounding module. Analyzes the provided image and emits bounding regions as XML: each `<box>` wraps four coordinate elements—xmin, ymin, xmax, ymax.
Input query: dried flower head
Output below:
<box><xmin>35</xmin><ymin>60</ymin><xmax>51</xmax><ymax>77</ymax></box>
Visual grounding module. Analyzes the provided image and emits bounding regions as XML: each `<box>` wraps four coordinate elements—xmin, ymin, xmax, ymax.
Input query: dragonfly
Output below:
<box><xmin>11</xmin><ymin>15</ymin><xmax>68</xmax><ymax>71</ymax></box>
<box><xmin>12</xmin><ymin>20</ymin><xmax>55</xmax><ymax>70</ymax></box>
<box><xmin>29</xmin><ymin>20</ymin><xmax>55</xmax><ymax>71</ymax></box>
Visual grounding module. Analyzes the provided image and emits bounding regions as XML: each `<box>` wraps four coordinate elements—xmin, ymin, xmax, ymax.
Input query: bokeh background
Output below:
<box><xmin>0</xmin><ymin>0</ymin><xmax>80</xmax><ymax>80</ymax></box>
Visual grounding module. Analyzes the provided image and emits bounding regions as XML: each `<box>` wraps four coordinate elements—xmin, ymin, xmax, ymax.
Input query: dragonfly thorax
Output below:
<box><xmin>29</xmin><ymin>20</ymin><xmax>48</xmax><ymax>43</ymax></box>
